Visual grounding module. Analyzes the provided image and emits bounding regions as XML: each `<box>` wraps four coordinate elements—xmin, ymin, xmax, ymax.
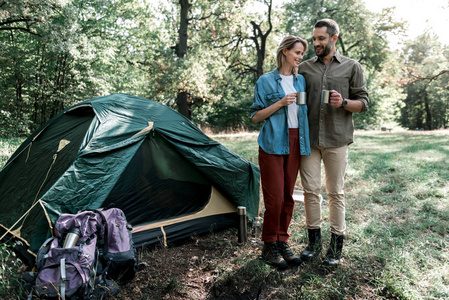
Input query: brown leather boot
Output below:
<box><xmin>278</xmin><ymin>241</ymin><xmax>302</xmax><ymax>266</ymax></box>
<box><xmin>261</xmin><ymin>242</ymin><xmax>288</xmax><ymax>270</ymax></box>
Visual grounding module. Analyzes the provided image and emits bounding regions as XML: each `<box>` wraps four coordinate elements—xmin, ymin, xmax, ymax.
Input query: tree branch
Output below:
<box><xmin>0</xmin><ymin>18</ymin><xmax>34</xmax><ymax>26</ymax></box>
<box><xmin>413</xmin><ymin>70</ymin><xmax>449</xmax><ymax>84</ymax></box>
<box><xmin>229</xmin><ymin>61</ymin><xmax>257</xmax><ymax>73</ymax></box>
<box><xmin>265</xmin><ymin>0</ymin><xmax>273</xmax><ymax>37</ymax></box>
<box><xmin>0</xmin><ymin>26</ymin><xmax>40</xmax><ymax>36</ymax></box>
<box><xmin>188</xmin><ymin>11</ymin><xmax>221</xmax><ymax>22</ymax></box>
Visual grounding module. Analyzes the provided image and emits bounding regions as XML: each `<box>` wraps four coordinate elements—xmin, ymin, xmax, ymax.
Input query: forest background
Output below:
<box><xmin>1</xmin><ymin>0</ymin><xmax>449</xmax><ymax>137</ymax></box>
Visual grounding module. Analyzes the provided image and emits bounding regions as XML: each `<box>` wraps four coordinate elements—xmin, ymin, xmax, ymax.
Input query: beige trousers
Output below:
<box><xmin>299</xmin><ymin>145</ymin><xmax>348</xmax><ymax>236</ymax></box>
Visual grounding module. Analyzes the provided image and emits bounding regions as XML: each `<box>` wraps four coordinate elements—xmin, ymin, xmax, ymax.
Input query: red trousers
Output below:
<box><xmin>259</xmin><ymin>128</ymin><xmax>300</xmax><ymax>242</ymax></box>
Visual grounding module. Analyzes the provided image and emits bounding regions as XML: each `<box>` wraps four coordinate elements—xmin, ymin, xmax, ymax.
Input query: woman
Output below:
<box><xmin>250</xmin><ymin>35</ymin><xmax>310</xmax><ymax>269</ymax></box>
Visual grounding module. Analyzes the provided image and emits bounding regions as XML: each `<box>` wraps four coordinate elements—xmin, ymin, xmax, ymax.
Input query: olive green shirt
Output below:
<box><xmin>299</xmin><ymin>51</ymin><xmax>369</xmax><ymax>148</ymax></box>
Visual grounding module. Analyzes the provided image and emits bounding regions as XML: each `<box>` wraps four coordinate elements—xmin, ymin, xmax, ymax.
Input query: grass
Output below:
<box><xmin>1</xmin><ymin>130</ymin><xmax>449</xmax><ymax>299</ymax></box>
<box><xmin>212</xmin><ymin>130</ymin><xmax>449</xmax><ymax>299</ymax></box>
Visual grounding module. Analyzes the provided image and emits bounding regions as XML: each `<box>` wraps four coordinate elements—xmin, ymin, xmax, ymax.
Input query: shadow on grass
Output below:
<box><xmin>209</xmin><ymin>253</ymin><xmax>393</xmax><ymax>300</ymax></box>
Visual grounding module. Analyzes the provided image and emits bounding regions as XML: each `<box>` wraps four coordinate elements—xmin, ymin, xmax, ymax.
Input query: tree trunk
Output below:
<box><xmin>445</xmin><ymin>98</ymin><xmax>448</xmax><ymax>128</ymax></box>
<box><xmin>424</xmin><ymin>91</ymin><xmax>432</xmax><ymax>130</ymax></box>
<box><xmin>256</xmin><ymin>38</ymin><xmax>265</xmax><ymax>80</ymax></box>
<box><xmin>251</xmin><ymin>0</ymin><xmax>272</xmax><ymax>81</ymax></box>
<box><xmin>177</xmin><ymin>90</ymin><xmax>191</xmax><ymax>119</ymax></box>
<box><xmin>177</xmin><ymin>0</ymin><xmax>190</xmax><ymax>59</ymax></box>
<box><xmin>175</xmin><ymin>0</ymin><xmax>192</xmax><ymax>119</ymax></box>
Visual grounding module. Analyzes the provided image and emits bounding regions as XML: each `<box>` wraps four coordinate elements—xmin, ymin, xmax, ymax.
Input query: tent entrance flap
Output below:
<box><xmin>103</xmin><ymin>133</ymin><xmax>213</xmax><ymax>226</ymax></box>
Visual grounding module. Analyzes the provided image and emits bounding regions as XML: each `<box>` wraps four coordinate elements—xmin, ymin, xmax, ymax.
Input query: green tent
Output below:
<box><xmin>0</xmin><ymin>94</ymin><xmax>260</xmax><ymax>266</ymax></box>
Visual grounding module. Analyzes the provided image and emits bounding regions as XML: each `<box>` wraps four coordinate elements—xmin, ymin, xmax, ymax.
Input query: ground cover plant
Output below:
<box><xmin>1</xmin><ymin>130</ymin><xmax>448</xmax><ymax>299</ymax></box>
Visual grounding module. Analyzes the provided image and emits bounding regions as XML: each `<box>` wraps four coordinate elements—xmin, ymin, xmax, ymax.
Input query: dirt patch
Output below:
<box><xmin>113</xmin><ymin>229</ymin><xmax>263</xmax><ymax>300</ymax></box>
<box><xmin>5</xmin><ymin>228</ymin><xmax>385</xmax><ymax>299</ymax></box>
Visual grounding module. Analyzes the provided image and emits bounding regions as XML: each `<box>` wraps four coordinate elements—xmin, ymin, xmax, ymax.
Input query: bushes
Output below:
<box><xmin>0</xmin><ymin>243</ymin><xmax>25</xmax><ymax>299</ymax></box>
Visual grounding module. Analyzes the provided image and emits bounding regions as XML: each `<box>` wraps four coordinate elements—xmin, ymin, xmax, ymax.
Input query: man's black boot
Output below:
<box><xmin>261</xmin><ymin>242</ymin><xmax>288</xmax><ymax>270</ymax></box>
<box><xmin>300</xmin><ymin>228</ymin><xmax>322</xmax><ymax>261</ymax></box>
<box><xmin>323</xmin><ymin>233</ymin><xmax>344</xmax><ymax>266</ymax></box>
<box><xmin>278</xmin><ymin>241</ymin><xmax>302</xmax><ymax>266</ymax></box>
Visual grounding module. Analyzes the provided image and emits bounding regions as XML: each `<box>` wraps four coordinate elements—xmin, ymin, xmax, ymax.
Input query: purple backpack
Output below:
<box><xmin>34</xmin><ymin>211</ymin><xmax>102</xmax><ymax>299</ymax></box>
<box><xmin>31</xmin><ymin>208</ymin><xmax>137</xmax><ymax>299</ymax></box>
<box><xmin>95</xmin><ymin>208</ymin><xmax>138</xmax><ymax>283</ymax></box>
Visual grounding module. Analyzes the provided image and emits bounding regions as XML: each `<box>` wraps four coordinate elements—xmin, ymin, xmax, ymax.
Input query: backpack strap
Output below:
<box><xmin>94</xmin><ymin>209</ymin><xmax>116</xmax><ymax>278</ymax></box>
<box><xmin>60</xmin><ymin>258</ymin><xmax>67</xmax><ymax>300</ymax></box>
<box><xmin>36</xmin><ymin>237</ymin><xmax>55</xmax><ymax>271</ymax></box>
<box><xmin>93</xmin><ymin>209</ymin><xmax>108</xmax><ymax>256</ymax></box>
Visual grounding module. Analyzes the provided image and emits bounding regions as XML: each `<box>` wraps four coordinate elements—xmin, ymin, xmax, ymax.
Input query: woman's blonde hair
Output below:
<box><xmin>276</xmin><ymin>35</ymin><xmax>308</xmax><ymax>75</ymax></box>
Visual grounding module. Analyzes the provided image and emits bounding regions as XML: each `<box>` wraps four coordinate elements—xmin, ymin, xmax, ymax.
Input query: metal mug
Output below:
<box><xmin>321</xmin><ymin>90</ymin><xmax>330</xmax><ymax>104</ymax></box>
<box><xmin>296</xmin><ymin>92</ymin><xmax>307</xmax><ymax>105</ymax></box>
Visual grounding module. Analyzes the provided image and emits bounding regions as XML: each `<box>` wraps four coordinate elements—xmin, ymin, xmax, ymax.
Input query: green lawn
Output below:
<box><xmin>212</xmin><ymin>130</ymin><xmax>449</xmax><ymax>299</ymax></box>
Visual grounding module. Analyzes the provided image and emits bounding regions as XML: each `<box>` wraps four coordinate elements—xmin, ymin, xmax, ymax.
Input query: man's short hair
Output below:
<box><xmin>314</xmin><ymin>19</ymin><xmax>339</xmax><ymax>37</ymax></box>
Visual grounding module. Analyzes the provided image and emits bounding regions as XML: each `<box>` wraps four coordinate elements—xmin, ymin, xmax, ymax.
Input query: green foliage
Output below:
<box><xmin>3</xmin><ymin>0</ymin><xmax>447</xmax><ymax>134</ymax></box>
<box><xmin>354</xmin><ymin>53</ymin><xmax>406</xmax><ymax>130</ymax></box>
<box><xmin>283</xmin><ymin>0</ymin><xmax>403</xmax><ymax>71</ymax></box>
<box><xmin>0</xmin><ymin>243</ymin><xmax>24</xmax><ymax>299</ymax></box>
<box><xmin>399</xmin><ymin>33</ymin><xmax>449</xmax><ymax>130</ymax></box>
<box><xmin>193</xmin><ymin>73</ymin><xmax>260</xmax><ymax>132</ymax></box>
<box><xmin>0</xmin><ymin>0</ymin><xmax>152</xmax><ymax>136</ymax></box>
<box><xmin>0</xmin><ymin>137</ymin><xmax>24</xmax><ymax>167</ymax></box>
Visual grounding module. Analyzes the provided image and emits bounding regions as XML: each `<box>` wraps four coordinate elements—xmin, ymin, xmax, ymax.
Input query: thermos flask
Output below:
<box><xmin>63</xmin><ymin>227</ymin><xmax>81</xmax><ymax>248</ymax></box>
<box><xmin>237</xmin><ymin>206</ymin><xmax>247</xmax><ymax>243</ymax></box>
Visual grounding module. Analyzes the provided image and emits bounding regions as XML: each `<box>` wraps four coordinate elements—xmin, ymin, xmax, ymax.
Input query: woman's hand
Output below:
<box><xmin>252</xmin><ymin>92</ymin><xmax>296</xmax><ymax>123</ymax></box>
<box><xmin>280</xmin><ymin>93</ymin><xmax>297</xmax><ymax>107</ymax></box>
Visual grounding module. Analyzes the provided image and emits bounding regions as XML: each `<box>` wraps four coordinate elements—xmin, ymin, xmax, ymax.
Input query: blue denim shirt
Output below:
<box><xmin>250</xmin><ymin>69</ymin><xmax>310</xmax><ymax>155</ymax></box>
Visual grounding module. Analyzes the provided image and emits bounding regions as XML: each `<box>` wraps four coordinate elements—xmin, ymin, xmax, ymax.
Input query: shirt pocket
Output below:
<box><xmin>265</xmin><ymin>92</ymin><xmax>282</xmax><ymax>104</ymax></box>
<box><xmin>265</xmin><ymin>93</ymin><xmax>285</xmax><ymax>117</ymax></box>
<box><xmin>328</xmin><ymin>76</ymin><xmax>350</xmax><ymax>96</ymax></box>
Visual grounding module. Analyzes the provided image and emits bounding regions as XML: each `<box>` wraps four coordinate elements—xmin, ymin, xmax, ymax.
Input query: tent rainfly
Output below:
<box><xmin>0</xmin><ymin>94</ymin><xmax>260</xmax><ymax>267</ymax></box>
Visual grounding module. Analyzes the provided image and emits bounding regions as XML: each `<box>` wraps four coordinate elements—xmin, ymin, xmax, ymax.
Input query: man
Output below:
<box><xmin>298</xmin><ymin>19</ymin><xmax>369</xmax><ymax>266</ymax></box>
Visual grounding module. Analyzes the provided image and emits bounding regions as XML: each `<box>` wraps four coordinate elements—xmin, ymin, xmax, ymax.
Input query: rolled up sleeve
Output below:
<box><xmin>250</xmin><ymin>83</ymin><xmax>265</xmax><ymax>119</ymax></box>
<box><xmin>350</xmin><ymin>63</ymin><xmax>369</xmax><ymax>112</ymax></box>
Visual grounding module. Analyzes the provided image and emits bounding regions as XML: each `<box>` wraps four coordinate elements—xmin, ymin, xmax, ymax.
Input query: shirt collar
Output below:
<box><xmin>274</xmin><ymin>68</ymin><xmax>281</xmax><ymax>81</ymax></box>
<box><xmin>334</xmin><ymin>51</ymin><xmax>343</xmax><ymax>62</ymax></box>
<box><xmin>313</xmin><ymin>50</ymin><xmax>342</xmax><ymax>64</ymax></box>
<box><xmin>274</xmin><ymin>68</ymin><xmax>298</xmax><ymax>81</ymax></box>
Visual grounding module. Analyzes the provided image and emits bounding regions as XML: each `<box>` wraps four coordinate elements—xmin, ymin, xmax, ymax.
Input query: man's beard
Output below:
<box><xmin>316</xmin><ymin>41</ymin><xmax>332</xmax><ymax>57</ymax></box>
